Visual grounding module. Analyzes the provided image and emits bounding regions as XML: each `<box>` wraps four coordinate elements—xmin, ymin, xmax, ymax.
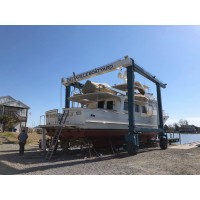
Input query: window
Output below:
<box><xmin>124</xmin><ymin>102</ymin><xmax>140</xmax><ymax>113</ymax></box>
<box><xmin>142</xmin><ymin>106</ymin><xmax>147</xmax><ymax>114</ymax></box>
<box><xmin>98</xmin><ymin>101</ymin><xmax>104</xmax><ymax>109</ymax></box>
<box><xmin>107</xmin><ymin>101</ymin><xmax>113</xmax><ymax>110</ymax></box>
<box><xmin>135</xmin><ymin>104</ymin><xmax>140</xmax><ymax>112</ymax></box>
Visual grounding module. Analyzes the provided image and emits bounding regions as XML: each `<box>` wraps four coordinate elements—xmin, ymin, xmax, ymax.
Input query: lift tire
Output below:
<box><xmin>159</xmin><ymin>138</ymin><xmax>168</xmax><ymax>150</ymax></box>
<box><xmin>127</xmin><ymin>142</ymin><xmax>139</xmax><ymax>155</ymax></box>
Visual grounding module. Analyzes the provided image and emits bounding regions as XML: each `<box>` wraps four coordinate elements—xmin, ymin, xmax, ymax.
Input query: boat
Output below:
<box><xmin>40</xmin><ymin>56</ymin><xmax>169</xmax><ymax>152</ymax></box>
<box><xmin>44</xmin><ymin>80</ymin><xmax>169</xmax><ymax>149</ymax></box>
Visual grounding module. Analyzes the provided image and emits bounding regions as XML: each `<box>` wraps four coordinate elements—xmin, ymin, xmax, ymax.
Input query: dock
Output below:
<box><xmin>168</xmin><ymin>137</ymin><xmax>180</xmax><ymax>144</ymax></box>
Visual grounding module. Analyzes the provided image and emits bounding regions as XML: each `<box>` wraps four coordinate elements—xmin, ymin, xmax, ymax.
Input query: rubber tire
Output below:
<box><xmin>159</xmin><ymin>138</ymin><xmax>168</xmax><ymax>150</ymax></box>
<box><xmin>127</xmin><ymin>142</ymin><xmax>139</xmax><ymax>155</ymax></box>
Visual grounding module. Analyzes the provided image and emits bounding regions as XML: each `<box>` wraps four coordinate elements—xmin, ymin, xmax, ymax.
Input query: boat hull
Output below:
<box><xmin>45</xmin><ymin>127</ymin><xmax>158</xmax><ymax>148</ymax></box>
<box><xmin>44</xmin><ymin>104</ymin><xmax>168</xmax><ymax>149</ymax></box>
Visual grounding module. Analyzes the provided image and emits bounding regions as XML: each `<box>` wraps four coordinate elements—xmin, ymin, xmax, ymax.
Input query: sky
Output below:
<box><xmin>1</xmin><ymin>25</ymin><xmax>200</xmax><ymax>127</ymax></box>
<box><xmin>1</xmin><ymin>1</ymin><xmax>200</xmax><ymax>195</ymax></box>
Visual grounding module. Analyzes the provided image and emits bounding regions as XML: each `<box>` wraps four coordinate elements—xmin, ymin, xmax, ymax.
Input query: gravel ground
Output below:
<box><xmin>1</xmin><ymin>141</ymin><xmax>200</xmax><ymax>175</ymax></box>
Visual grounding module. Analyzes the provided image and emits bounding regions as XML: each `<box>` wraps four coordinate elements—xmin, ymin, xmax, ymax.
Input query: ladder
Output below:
<box><xmin>45</xmin><ymin>110</ymin><xmax>69</xmax><ymax>161</ymax></box>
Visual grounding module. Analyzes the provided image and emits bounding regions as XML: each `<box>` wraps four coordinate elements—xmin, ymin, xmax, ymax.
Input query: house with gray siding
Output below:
<box><xmin>0</xmin><ymin>96</ymin><xmax>30</xmax><ymax>132</ymax></box>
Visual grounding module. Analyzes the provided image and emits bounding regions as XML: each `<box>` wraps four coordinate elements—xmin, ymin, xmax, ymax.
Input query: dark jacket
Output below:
<box><xmin>18</xmin><ymin>132</ymin><xmax>28</xmax><ymax>143</ymax></box>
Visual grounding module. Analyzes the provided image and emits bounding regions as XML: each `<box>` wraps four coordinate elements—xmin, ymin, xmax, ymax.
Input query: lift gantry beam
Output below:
<box><xmin>61</xmin><ymin>56</ymin><xmax>166</xmax><ymax>88</ymax></box>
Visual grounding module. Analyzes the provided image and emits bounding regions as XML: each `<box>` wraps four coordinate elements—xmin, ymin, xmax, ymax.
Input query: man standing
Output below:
<box><xmin>18</xmin><ymin>129</ymin><xmax>28</xmax><ymax>155</ymax></box>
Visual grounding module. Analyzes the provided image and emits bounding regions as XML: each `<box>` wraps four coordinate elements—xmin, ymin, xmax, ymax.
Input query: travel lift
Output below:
<box><xmin>61</xmin><ymin>56</ymin><xmax>168</xmax><ymax>155</ymax></box>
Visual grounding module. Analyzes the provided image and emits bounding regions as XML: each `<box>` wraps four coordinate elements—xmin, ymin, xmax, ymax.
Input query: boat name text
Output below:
<box><xmin>63</xmin><ymin>64</ymin><xmax>114</xmax><ymax>85</ymax></box>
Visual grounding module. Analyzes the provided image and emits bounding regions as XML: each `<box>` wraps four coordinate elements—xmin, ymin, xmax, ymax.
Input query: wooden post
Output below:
<box><xmin>25</xmin><ymin>108</ymin><xmax>28</xmax><ymax>127</ymax></box>
<box><xmin>42</xmin><ymin>128</ymin><xmax>46</xmax><ymax>151</ymax></box>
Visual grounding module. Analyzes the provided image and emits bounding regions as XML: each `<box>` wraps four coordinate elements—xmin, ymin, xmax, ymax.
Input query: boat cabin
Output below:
<box><xmin>68</xmin><ymin>90</ymin><xmax>153</xmax><ymax>116</ymax></box>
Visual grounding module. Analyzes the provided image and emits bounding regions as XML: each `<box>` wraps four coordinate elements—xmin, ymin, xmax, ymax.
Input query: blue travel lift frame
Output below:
<box><xmin>125</xmin><ymin>59</ymin><xmax>167</xmax><ymax>155</ymax></box>
<box><xmin>64</xmin><ymin>57</ymin><xmax>168</xmax><ymax>155</ymax></box>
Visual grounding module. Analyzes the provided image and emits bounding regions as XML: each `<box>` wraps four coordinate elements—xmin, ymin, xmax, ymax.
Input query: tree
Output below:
<box><xmin>167</xmin><ymin>124</ymin><xmax>175</xmax><ymax>132</ymax></box>
<box><xmin>178</xmin><ymin>119</ymin><xmax>189</xmax><ymax>126</ymax></box>
<box><xmin>173</xmin><ymin>123</ymin><xmax>180</xmax><ymax>132</ymax></box>
<box><xmin>0</xmin><ymin>115</ymin><xmax>17</xmax><ymax>132</ymax></box>
<box><xmin>164</xmin><ymin>124</ymin><xmax>169</xmax><ymax>132</ymax></box>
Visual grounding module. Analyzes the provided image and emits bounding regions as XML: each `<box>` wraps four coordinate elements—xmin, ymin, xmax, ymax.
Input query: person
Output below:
<box><xmin>18</xmin><ymin>129</ymin><xmax>28</xmax><ymax>155</ymax></box>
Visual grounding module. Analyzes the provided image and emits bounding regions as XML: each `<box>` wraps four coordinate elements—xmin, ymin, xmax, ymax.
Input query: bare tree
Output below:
<box><xmin>167</xmin><ymin>124</ymin><xmax>175</xmax><ymax>132</ymax></box>
<box><xmin>164</xmin><ymin>124</ymin><xmax>169</xmax><ymax>132</ymax></box>
<box><xmin>178</xmin><ymin>119</ymin><xmax>189</xmax><ymax>126</ymax></box>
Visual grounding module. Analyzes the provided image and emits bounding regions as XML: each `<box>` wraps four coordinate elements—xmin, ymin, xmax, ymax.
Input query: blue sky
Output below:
<box><xmin>1</xmin><ymin>25</ymin><xmax>200</xmax><ymax>127</ymax></box>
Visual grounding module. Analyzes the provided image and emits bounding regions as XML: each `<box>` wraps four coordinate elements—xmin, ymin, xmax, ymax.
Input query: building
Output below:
<box><xmin>179</xmin><ymin>125</ymin><xmax>197</xmax><ymax>133</ymax></box>
<box><xmin>0</xmin><ymin>96</ymin><xmax>30</xmax><ymax>132</ymax></box>
<box><xmin>195</xmin><ymin>126</ymin><xmax>200</xmax><ymax>133</ymax></box>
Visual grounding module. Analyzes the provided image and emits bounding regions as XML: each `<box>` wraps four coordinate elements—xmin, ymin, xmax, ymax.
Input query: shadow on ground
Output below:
<box><xmin>0</xmin><ymin>144</ymin><xmax>161</xmax><ymax>175</ymax></box>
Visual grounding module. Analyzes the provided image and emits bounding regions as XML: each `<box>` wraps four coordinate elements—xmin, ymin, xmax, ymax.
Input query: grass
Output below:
<box><xmin>0</xmin><ymin>131</ymin><xmax>41</xmax><ymax>145</ymax></box>
<box><xmin>0</xmin><ymin>132</ymin><xmax>18</xmax><ymax>143</ymax></box>
<box><xmin>27</xmin><ymin>132</ymin><xmax>41</xmax><ymax>145</ymax></box>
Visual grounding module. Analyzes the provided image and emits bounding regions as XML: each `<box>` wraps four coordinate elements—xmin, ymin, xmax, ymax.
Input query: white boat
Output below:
<box><xmin>44</xmin><ymin>80</ymin><xmax>169</xmax><ymax>149</ymax></box>
<box><xmin>41</xmin><ymin>56</ymin><xmax>169</xmax><ymax>151</ymax></box>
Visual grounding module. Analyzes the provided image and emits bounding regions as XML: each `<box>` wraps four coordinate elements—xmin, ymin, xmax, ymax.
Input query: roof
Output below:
<box><xmin>0</xmin><ymin>96</ymin><xmax>30</xmax><ymax>109</ymax></box>
<box><xmin>68</xmin><ymin>92</ymin><xmax>122</xmax><ymax>104</ymax></box>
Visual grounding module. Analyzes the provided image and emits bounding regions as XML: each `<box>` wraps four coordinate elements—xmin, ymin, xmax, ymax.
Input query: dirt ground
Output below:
<box><xmin>1</xmin><ymin>137</ymin><xmax>200</xmax><ymax>175</ymax></box>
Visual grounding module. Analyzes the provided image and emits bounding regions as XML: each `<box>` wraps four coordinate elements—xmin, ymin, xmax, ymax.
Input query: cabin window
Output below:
<box><xmin>124</xmin><ymin>102</ymin><xmax>128</xmax><ymax>111</ymax></box>
<box><xmin>98</xmin><ymin>101</ymin><xmax>105</xmax><ymax>109</ymax></box>
<box><xmin>135</xmin><ymin>104</ymin><xmax>140</xmax><ymax>112</ymax></box>
<box><xmin>142</xmin><ymin>106</ymin><xmax>147</xmax><ymax>114</ymax></box>
<box><xmin>124</xmin><ymin>102</ymin><xmax>140</xmax><ymax>113</ymax></box>
<box><xmin>107</xmin><ymin>101</ymin><xmax>113</xmax><ymax>110</ymax></box>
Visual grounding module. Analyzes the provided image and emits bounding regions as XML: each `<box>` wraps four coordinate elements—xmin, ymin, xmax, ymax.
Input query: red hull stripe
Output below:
<box><xmin>46</xmin><ymin>128</ymin><xmax>157</xmax><ymax>140</ymax></box>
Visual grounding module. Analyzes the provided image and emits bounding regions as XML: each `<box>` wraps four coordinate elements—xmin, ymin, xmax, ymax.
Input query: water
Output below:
<box><xmin>167</xmin><ymin>133</ymin><xmax>200</xmax><ymax>144</ymax></box>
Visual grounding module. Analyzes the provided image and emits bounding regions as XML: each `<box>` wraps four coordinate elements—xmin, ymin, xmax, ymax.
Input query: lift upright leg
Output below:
<box><xmin>125</xmin><ymin>59</ymin><xmax>139</xmax><ymax>155</ymax></box>
<box><xmin>65</xmin><ymin>86</ymin><xmax>71</xmax><ymax>108</ymax></box>
<box><xmin>156</xmin><ymin>83</ymin><xmax>168</xmax><ymax>149</ymax></box>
